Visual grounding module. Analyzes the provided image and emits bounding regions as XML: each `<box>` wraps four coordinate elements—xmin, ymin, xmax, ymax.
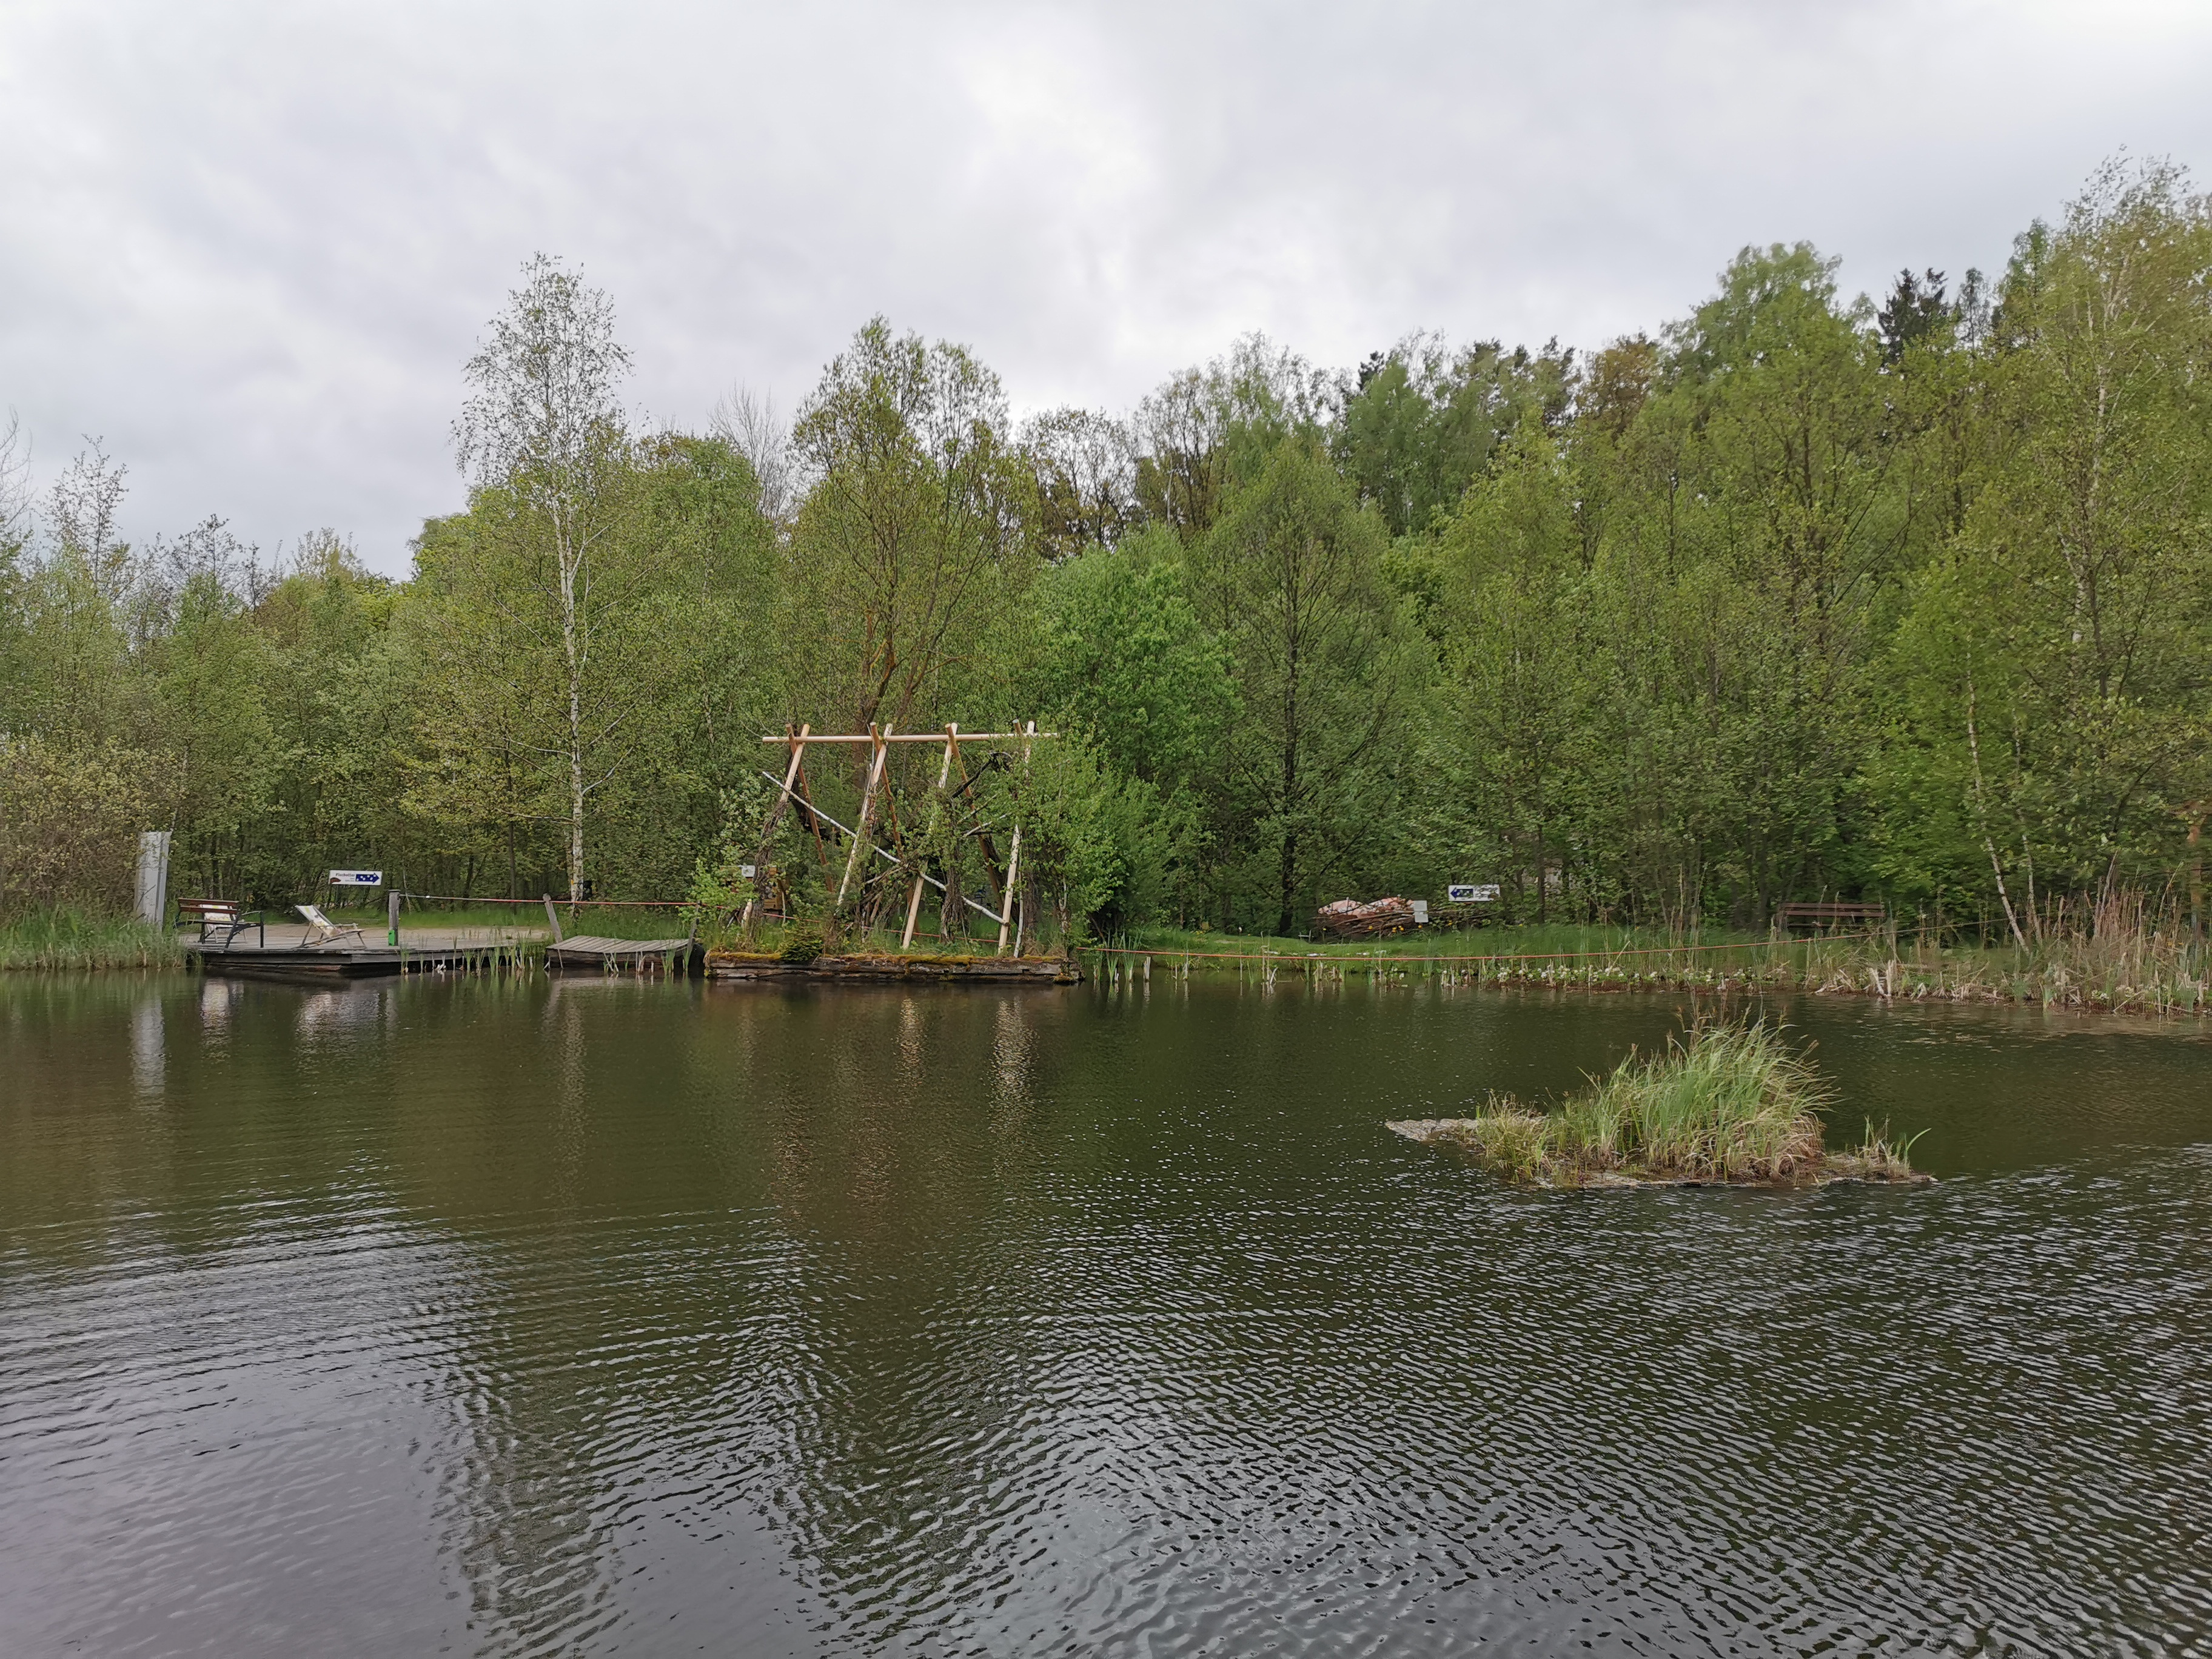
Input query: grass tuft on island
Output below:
<box><xmin>1389</xmin><ymin>1019</ymin><xmax>1929</xmax><ymax>1189</ymax></box>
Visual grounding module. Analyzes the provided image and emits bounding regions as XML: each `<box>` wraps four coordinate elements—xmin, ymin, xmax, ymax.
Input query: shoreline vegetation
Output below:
<box><xmin>0</xmin><ymin>908</ymin><xmax>183</xmax><ymax>971</ymax></box>
<box><xmin>1388</xmin><ymin>1021</ymin><xmax>1928</xmax><ymax>1190</ymax></box>
<box><xmin>9</xmin><ymin>902</ymin><xmax>2210</xmax><ymax>1019</ymax></box>
<box><xmin>1098</xmin><ymin>903</ymin><xmax>2211</xmax><ymax>1016</ymax></box>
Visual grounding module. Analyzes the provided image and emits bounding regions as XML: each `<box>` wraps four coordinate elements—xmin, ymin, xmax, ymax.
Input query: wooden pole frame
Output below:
<box><xmin>751</xmin><ymin>725</ymin><xmax>1056</xmax><ymax>951</ymax></box>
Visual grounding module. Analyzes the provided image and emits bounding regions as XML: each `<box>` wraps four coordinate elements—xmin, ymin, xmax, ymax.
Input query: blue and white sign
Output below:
<box><xmin>329</xmin><ymin>870</ymin><xmax>384</xmax><ymax>886</ymax></box>
<box><xmin>1447</xmin><ymin>883</ymin><xmax>1500</xmax><ymax>903</ymax></box>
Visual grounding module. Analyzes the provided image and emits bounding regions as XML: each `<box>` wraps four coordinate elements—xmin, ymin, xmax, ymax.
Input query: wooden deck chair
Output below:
<box><xmin>295</xmin><ymin>903</ymin><xmax>366</xmax><ymax>948</ymax></box>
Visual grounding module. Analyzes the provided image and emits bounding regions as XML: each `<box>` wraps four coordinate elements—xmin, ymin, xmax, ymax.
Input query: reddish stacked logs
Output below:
<box><xmin>1312</xmin><ymin>896</ymin><xmax>1419</xmax><ymax>940</ymax></box>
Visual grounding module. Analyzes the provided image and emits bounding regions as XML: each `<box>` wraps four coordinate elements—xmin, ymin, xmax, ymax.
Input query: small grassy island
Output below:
<box><xmin>1389</xmin><ymin>1021</ymin><xmax>1930</xmax><ymax>1190</ymax></box>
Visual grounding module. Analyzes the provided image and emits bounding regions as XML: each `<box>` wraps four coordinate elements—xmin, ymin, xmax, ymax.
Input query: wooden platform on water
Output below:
<box><xmin>705</xmin><ymin>949</ymin><xmax>1079</xmax><ymax>984</ymax></box>
<box><xmin>546</xmin><ymin>936</ymin><xmax>698</xmax><ymax>974</ymax></box>
<box><xmin>185</xmin><ymin>924</ymin><xmax>541</xmax><ymax>980</ymax></box>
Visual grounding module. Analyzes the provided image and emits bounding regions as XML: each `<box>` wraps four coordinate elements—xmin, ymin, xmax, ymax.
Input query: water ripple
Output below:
<box><xmin>2</xmin><ymin>979</ymin><xmax>2210</xmax><ymax>1654</ymax></box>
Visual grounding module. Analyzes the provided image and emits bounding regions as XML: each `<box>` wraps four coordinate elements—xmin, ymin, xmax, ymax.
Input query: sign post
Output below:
<box><xmin>328</xmin><ymin>871</ymin><xmax>392</xmax><ymax>944</ymax></box>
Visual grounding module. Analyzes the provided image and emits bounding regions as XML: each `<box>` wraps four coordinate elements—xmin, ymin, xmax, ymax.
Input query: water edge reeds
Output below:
<box><xmin>0</xmin><ymin>907</ymin><xmax>183</xmax><ymax>970</ymax></box>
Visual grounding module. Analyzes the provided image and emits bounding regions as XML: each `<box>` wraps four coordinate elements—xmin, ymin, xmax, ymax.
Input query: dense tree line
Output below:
<box><xmin>3</xmin><ymin>159</ymin><xmax>2207</xmax><ymax>942</ymax></box>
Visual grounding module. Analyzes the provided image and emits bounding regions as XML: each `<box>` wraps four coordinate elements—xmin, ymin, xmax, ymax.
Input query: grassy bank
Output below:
<box><xmin>1107</xmin><ymin>913</ymin><xmax>2211</xmax><ymax>1016</ymax></box>
<box><xmin>0</xmin><ymin>908</ymin><xmax>185</xmax><ymax>970</ymax></box>
<box><xmin>1390</xmin><ymin>1021</ymin><xmax>1923</xmax><ymax>1189</ymax></box>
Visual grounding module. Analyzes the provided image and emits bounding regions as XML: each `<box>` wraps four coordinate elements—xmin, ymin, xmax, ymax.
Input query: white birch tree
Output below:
<box><xmin>451</xmin><ymin>255</ymin><xmax>635</xmax><ymax>905</ymax></box>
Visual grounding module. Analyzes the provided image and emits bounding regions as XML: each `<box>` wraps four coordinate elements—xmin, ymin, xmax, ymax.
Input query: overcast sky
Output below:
<box><xmin>4</xmin><ymin>1</ymin><xmax>2210</xmax><ymax>576</ymax></box>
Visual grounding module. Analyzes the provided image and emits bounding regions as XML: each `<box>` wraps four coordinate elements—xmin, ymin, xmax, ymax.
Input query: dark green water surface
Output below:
<box><xmin>4</xmin><ymin>973</ymin><xmax>2210</xmax><ymax>1655</ymax></box>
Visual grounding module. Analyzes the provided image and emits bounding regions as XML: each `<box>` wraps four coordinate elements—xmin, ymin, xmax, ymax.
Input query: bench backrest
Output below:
<box><xmin>178</xmin><ymin>899</ymin><xmax>240</xmax><ymax>921</ymax></box>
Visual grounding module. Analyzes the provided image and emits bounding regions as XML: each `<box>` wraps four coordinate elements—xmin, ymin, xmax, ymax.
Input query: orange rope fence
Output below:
<box><xmin>394</xmin><ymin>894</ymin><xmax>691</xmax><ymax>908</ymax></box>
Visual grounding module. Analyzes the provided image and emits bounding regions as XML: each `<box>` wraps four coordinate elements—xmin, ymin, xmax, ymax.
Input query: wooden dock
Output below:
<box><xmin>185</xmin><ymin>924</ymin><xmax>542</xmax><ymax>980</ymax></box>
<box><xmin>545</xmin><ymin>935</ymin><xmax>698</xmax><ymax>975</ymax></box>
<box><xmin>705</xmin><ymin>950</ymin><xmax>1078</xmax><ymax>984</ymax></box>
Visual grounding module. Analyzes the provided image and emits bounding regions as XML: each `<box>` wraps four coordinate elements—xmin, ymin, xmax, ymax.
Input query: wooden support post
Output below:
<box><xmin>903</xmin><ymin>725</ymin><xmax>959</xmax><ymax>950</ymax></box>
<box><xmin>997</xmin><ymin>722</ymin><xmax>1036</xmax><ymax>956</ymax></box>
<box><xmin>542</xmin><ymin>894</ymin><xmax>564</xmax><ymax>943</ymax></box>
<box><xmin>388</xmin><ymin>888</ymin><xmax>401</xmax><ymax>947</ymax></box>
<box><xmin>836</xmin><ymin>723</ymin><xmax>892</xmax><ymax>911</ymax></box>
<box><xmin>743</xmin><ymin>723</ymin><xmax>810</xmax><ymax>934</ymax></box>
<box><xmin>996</xmin><ymin>826</ymin><xmax>1021</xmax><ymax>956</ymax></box>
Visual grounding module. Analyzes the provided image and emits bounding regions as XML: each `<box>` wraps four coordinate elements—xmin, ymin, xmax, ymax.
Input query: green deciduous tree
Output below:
<box><xmin>786</xmin><ymin>319</ymin><xmax>1037</xmax><ymax>737</ymax></box>
<box><xmin>1190</xmin><ymin>440</ymin><xmax>1413</xmax><ymax>934</ymax></box>
<box><xmin>447</xmin><ymin>253</ymin><xmax>639</xmax><ymax>903</ymax></box>
<box><xmin>1879</xmin><ymin>159</ymin><xmax>2212</xmax><ymax>915</ymax></box>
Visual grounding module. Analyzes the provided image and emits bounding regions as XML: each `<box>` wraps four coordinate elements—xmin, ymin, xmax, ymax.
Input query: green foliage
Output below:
<box><xmin>0</xmin><ymin>736</ymin><xmax>160</xmax><ymax>919</ymax></box>
<box><xmin>1190</xmin><ymin>440</ymin><xmax>1416</xmax><ymax>934</ymax></box>
<box><xmin>786</xmin><ymin>318</ymin><xmax>1039</xmax><ymax>732</ymax></box>
<box><xmin>1026</xmin><ymin>528</ymin><xmax>1235</xmax><ymax>791</ymax></box>
<box><xmin>1874</xmin><ymin>160</ymin><xmax>2212</xmax><ymax>909</ymax></box>
<box><xmin>982</xmin><ymin>729</ymin><xmax>1175</xmax><ymax>942</ymax></box>
<box><xmin>1335</xmin><ymin>333</ymin><xmax>1572</xmax><ymax>537</ymax></box>
<box><xmin>4</xmin><ymin>157</ymin><xmax>2206</xmax><ymax>958</ymax></box>
<box><xmin>778</xmin><ymin>925</ymin><xmax>826</xmax><ymax>965</ymax></box>
<box><xmin>683</xmin><ymin>784</ymin><xmax>766</xmax><ymax>945</ymax></box>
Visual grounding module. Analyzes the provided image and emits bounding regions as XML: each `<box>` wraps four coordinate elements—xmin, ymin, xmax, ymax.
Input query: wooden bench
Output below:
<box><xmin>1775</xmin><ymin>902</ymin><xmax>1886</xmax><ymax>935</ymax></box>
<box><xmin>177</xmin><ymin>898</ymin><xmax>264</xmax><ymax>947</ymax></box>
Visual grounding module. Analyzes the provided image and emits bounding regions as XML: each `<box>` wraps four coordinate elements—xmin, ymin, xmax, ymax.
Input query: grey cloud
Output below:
<box><xmin>2</xmin><ymin>0</ymin><xmax>2207</xmax><ymax>573</ymax></box>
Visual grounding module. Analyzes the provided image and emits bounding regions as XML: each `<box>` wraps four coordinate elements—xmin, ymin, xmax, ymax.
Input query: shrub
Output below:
<box><xmin>0</xmin><ymin>736</ymin><xmax>158</xmax><ymax>920</ymax></box>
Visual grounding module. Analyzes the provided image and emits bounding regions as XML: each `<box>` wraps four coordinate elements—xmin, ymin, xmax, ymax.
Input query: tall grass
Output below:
<box><xmin>1415</xmin><ymin>1019</ymin><xmax>1910</xmax><ymax>1187</ymax></box>
<box><xmin>0</xmin><ymin>907</ymin><xmax>183</xmax><ymax>970</ymax></box>
<box><xmin>1122</xmin><ymin>896</ymin><xmax>2211</xmax><ymax>1016</ymax></box>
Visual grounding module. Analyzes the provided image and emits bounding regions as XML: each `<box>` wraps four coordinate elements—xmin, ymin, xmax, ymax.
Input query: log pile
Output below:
<box><xmin>1313</xmin><ymin>896</ymin><xmax>1419</xmax><ymax>939</ymax></box>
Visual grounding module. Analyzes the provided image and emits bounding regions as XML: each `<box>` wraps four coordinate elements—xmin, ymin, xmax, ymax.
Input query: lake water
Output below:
<box><xmin>4</xmin><ymin>972</ymin><xmax>2210</xmax><ymax>1656</ymax></box>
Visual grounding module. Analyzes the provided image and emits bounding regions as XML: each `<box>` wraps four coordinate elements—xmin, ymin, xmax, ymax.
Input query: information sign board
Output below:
<box><xmin>1447</xmin><ymin>883</ymin><xmax>1500</xmax><ymax>903</ymax></box>
<box><xmin>329</xmin><ymin>870</ymin><xmax>384</xmax><ymax>887</ymax></box>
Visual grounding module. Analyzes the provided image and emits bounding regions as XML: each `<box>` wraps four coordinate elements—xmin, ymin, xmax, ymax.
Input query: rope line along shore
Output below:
<box><xmin>392</xmin><ymin>895</ymin><xmax>692</xmax><ymax>908</ymax></box>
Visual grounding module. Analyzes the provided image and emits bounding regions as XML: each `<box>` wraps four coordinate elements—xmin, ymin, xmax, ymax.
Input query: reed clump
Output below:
<box><xmin>1397</xmin><ymin>1020</ymin><xmax>1921</xmax><ymax>1188</ymax></box>
<box><xmin>0</xmin><ymin>906</ymin><xmax>183</xmax><ymax>970</ymax></box>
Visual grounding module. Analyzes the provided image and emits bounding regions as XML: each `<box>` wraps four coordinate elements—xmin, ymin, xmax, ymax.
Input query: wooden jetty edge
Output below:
<box><xmin>185</xmin><ymin>928</ymin><xmax>537</xmax><ymax>980</ymax></box>
<box><xmin>546</xmin><ymin>935</ymin><xmax>697</xmax><ymax>975</ymax></box>
<box><xmin>705</xmin><ymin>949</ymin><xmax>1079</xmax><ymax>984</ymax></box>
